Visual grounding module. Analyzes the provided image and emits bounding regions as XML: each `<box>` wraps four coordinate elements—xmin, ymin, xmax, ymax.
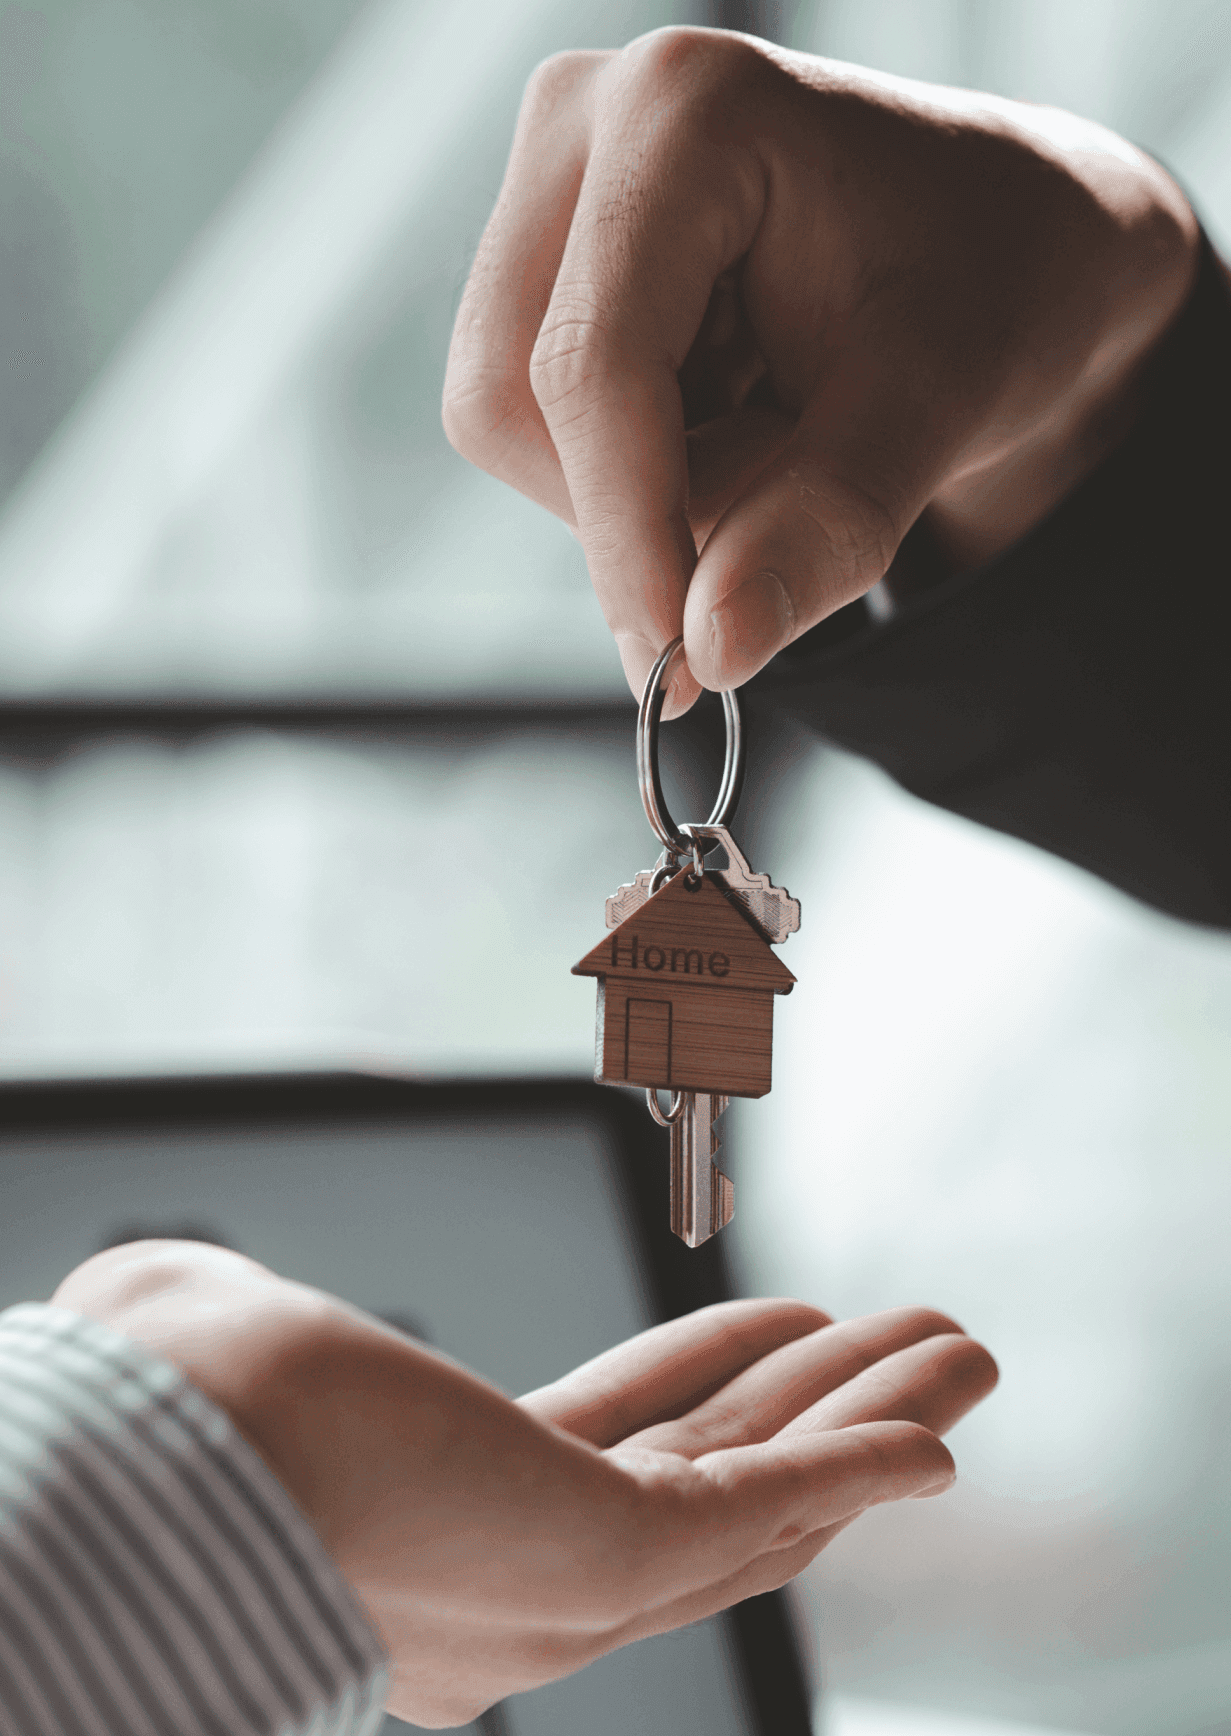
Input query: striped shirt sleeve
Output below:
<box><xmin>0</xmin><ymin>1303</ymin><xmax>389</xmax><ymax>1736</ymax></box>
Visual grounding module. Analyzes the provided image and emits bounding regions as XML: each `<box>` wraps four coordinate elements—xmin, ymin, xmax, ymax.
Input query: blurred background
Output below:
<box><xmin>1</xmin><ymin>2</ymin><xmax>1229</xmax><ymax>1734</ymax></box>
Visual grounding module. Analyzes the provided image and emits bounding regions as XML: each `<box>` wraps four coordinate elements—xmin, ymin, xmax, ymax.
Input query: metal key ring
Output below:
<box><xmin>646</xmin><ymin>1087</ymin><xmax>687</xmax><ymax>1126</ymax></box>
<box><xmin>636</xmin><ymin>637</ymin><xmax>745</xmax><ymax>856</ymax></box>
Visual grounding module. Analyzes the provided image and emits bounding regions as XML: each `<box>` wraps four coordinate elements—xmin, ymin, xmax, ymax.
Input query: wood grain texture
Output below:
<box><xmin>596</xmin><ymin>979</ymin><xmax>775</xmax><ymax>1096</ymax></box>
<box><xmin>574</xmin><ymin>870</ymin><xmax>796</xmax><ymax>994</ymax></box>
<box><xmin>577</xmin><ymin>871</ymin><xmax>795</xmax><ymax>1097</ymax></box>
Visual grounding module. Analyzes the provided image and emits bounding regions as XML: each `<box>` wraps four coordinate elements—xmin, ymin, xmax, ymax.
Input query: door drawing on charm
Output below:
<box><xmin>625</xmin><ymin>998</ymin><xmax>672</xmax><ymax>1083</ymax></box>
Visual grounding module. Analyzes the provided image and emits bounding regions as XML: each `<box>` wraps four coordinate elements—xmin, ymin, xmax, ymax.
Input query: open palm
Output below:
<box><xmin>56</xmin><ymin>1246</ymin><xmax>996</xmax><ymax>1728</ymax></box>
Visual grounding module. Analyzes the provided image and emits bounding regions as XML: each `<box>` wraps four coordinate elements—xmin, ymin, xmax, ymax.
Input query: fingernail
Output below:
<box><xmin>910</xmin><ymin>1470</ymin><xmax>957</xmax><ymax>1499</ymax></box>
<box><xmin>613</xmin><ymin>631</ymin><xmax>659</xmax><ymax>702</ymax></box>
<box><xmin>708</xmin><ymin>570</ymin><xmax>795</xmax><ymax>686</ymax></box>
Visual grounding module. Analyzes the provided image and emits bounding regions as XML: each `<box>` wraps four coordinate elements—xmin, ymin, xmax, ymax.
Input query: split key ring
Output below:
<box><xmin>636</xmin><ymin>637</ymin><xmax>745</xmax><ymax>858</ymax></box>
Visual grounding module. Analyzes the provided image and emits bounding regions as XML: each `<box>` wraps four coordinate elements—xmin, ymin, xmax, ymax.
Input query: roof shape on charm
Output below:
<box><xmin>572</xmin><ymin>868</ymin><xmax>795</xmax><ymax>994</ymax></box>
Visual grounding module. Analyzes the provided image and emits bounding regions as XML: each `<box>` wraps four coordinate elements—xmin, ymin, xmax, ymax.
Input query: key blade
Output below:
<box><xmin>709</xmin><ymin>1093</ymin><xmax>734</xmax><ymax>1239</ymax></box>
<box><xmin>669</xmin><ymin>1092</ymin><xmax>734</xmax><ymax>1249</ymax></box>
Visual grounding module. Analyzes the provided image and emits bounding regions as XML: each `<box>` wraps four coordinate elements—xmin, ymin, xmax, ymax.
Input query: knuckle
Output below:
<box><xmin>788</xmin><ymin>1302</ymin><xmax>833</xmax><ymax>1334</ymax></box>
<box><xmin>521</xmin><ymin>48</ymin><xmax>601</xmax><ymax>118</ymax></box>
<box><xmin>838</xmin><ymin>481</ymin><xmax>899</xmax><ymax>581</ymax></box>
<box><xmin>623</xmin><ymin>24</ymin><xmax>710</xmax><ymax>87</ymax></box>
<box><xmin>528</xmin><ymin>301</ymin><xmax>609</xmax><ymax>416</ymax></box>
<box><xmin>795</xmin><ymin>466</ymin><xmax>900</xmax><ymax>590</ymax></box>
<box><xmin>441</xmin><ymin>370</ymin><xmax>522</xmax><ymax>465</ymax></box>
<box><xmin>589</xmin><ymin>28</ymin><xmax>775</xmax><ymax>239</ymax></box>
<box><xmin>619</xmin><ymin>24</ymin><xmax>761</xmax><ymax>99</ymax></box>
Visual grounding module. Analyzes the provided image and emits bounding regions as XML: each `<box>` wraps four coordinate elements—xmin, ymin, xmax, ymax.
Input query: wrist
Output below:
<box><xmin>53</xmin><ymin>1240</ymin><xmax>334</xmax><ymax>1523</ymax></box>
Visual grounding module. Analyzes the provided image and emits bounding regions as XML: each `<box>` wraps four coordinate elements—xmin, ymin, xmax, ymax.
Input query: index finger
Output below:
<box><xmin>615</xmin><ymin>1417</ymin><xmax>955</xmax><ymax>1622</ymax></box>
<box><xmin>444</xmin><ymin>50</ymin><xmax>606</xmax><ymax>523</ymax></box>
<box><xmin>518</xmin><ymin>1298</ymin><xmax>830</xmax><ymax>1444</ymax></box>
<box><xmin>528</xmin><ymin>31</ymin><xmax>769</xmax><ymax>713</ymax></box>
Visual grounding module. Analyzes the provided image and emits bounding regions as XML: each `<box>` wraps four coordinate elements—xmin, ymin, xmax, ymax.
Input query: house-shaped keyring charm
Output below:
<box><xmin>572</xmin><ymin>867</ymin><xmax>796</xmax><ymax>1098</ymax></box>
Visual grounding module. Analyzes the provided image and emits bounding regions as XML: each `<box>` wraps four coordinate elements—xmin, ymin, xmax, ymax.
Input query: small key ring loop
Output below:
<box><xmin>647</xmin><ymin>854</ymin><xmax>678</xmax><ymax>896</ymax></box>
<box><xmin>646</xmin><ymin>1087</ymin><xmax>687</xmax><ymax>1126</ymax></box>
<box><xmin>636</xmin><ymin>638</ymin><xmax>745</xmax><ymax>855</ymax></box>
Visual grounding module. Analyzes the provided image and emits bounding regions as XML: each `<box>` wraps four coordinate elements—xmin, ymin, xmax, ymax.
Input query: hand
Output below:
<box><xmin>54</xmin><ymin>1240</ymin><xmax>996</xmax><ymax>1728</ymax></box>
<box><xmin>443</xmin><ymin>28</ymin><xmax>1197</xmax><ymax>713</ymax></box>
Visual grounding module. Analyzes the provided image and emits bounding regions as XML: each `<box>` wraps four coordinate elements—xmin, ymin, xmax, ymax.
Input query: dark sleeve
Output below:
<box><xmin>756</xmin><ymin>232</ymin><xmax>1231</xmax><ymax>930</ymax></box>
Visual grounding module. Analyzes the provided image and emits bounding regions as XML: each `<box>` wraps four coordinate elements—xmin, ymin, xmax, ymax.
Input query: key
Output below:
<box><xmin>681</xmin><ymin>824</ymin><xmax>800</xmax><ymax>944</ymax></box>
<box><xmin>605</xmin><ymin>826</ymin><xmax>799</xmax><ymax>945</ymax></box>
<box><xmin>575</xmin><ymin>637</ymin><xmax>801</xmax><ymax>1248</ymax></box>
<box><xmin>604</xmin><ymin>853</ymin><xmax>670</xmax><ymax>929</ymax></box>
<box><xmin>669</xmin><ymin>1090</ymin><xmax>734</xmax><ymax>1248</ymax></box>
<box><xmin>577</xmin><ymin>863</ymin><xmax>795</xmax><ymax>1099</ymax></box>
<box><xmin>576</xmin><ymin>831</ymin><xmax>799</xmax><ymax>1247</ymax></box>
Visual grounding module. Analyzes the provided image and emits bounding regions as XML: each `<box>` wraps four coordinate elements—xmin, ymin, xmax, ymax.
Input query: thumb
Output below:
<box><xmin>682</xmin><ymin>384</ymin><xmax>929</xmax><ymax>690</ymax></box>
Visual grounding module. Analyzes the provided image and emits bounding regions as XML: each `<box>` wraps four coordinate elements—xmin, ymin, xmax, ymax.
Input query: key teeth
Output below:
<box><xmin>713</xmin><ymin>1167</ymin><xmax>735</xmax><ymax>1236</ymax></box>
<box><xmin>677</xmin><ymin>1165</ymin><xmax>733</xmax><ymax>1247</ymax></box>
<box><xmin>709</xmin><ymin>1095</ymin><xmax>733</xmax><ymax>1235</ymax></box>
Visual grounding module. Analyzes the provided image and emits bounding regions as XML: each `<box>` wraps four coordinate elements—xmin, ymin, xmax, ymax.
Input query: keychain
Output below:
<box><xmin>573</xmin><ymin>638</ymin><xmax>800</xmax><ymax>1248</ymax></box>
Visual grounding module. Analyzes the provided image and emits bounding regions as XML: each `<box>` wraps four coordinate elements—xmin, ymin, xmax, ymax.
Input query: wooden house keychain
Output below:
<box><xmin>573</xmin><ymin>637</ymin><xmax>800</xmax><ymax>1248</ymax></box>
